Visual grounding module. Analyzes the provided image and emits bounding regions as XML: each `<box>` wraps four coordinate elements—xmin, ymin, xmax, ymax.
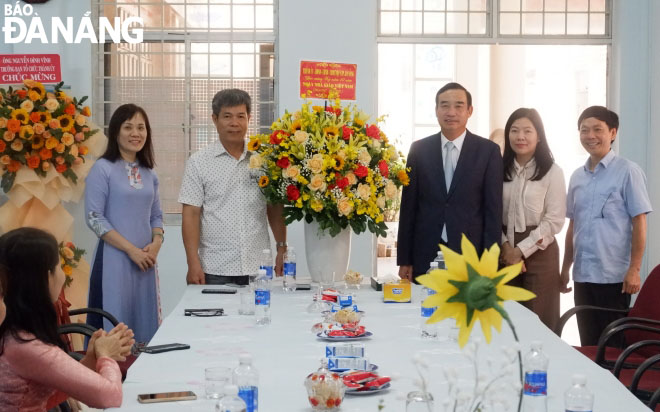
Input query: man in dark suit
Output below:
<box><xmin>397</xmin><ymin>82</ymin><xmax>503</xmax><ymax>282</ymax></box>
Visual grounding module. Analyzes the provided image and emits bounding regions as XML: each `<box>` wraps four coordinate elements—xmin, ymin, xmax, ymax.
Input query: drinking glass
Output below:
<box><xmin>320</xmin><ymin>271</ymin><xmax>335</xmax><ymax>289</ymax></box>
<box><xmin>406</xmin><ymin>391</ymin><xmax>434</xmax><ymax>412</ymax></box>
<box><xmin>205</xmin><ymin>366</ymin><xmax>232</xmax><ymax>399</ymax></box>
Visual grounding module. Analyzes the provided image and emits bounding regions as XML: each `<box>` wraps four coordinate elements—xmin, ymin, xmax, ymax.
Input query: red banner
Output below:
<box><xmin>300</xmin><ymin>61</ymin><xmax>357</xmax><ymax>100</ymax></box>
<box><xmin>0</xmin><ymin>54</ymin><xmax>62</xmax><ymax>84</ymax></box>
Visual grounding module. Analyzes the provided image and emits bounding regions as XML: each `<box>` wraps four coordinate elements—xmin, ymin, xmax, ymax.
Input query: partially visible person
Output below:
<box><xmin>0</xmin><ymin>267</ymin><xmax>5</xmax><ymax>326</ymax></box>
<box><xmin>85</xmin><ymin>104</ymin><xmax>163</xmax><ymax>344</ymax></box>
<box><xmin>500</xmin><ymin>108</ymin><xmax>566</xmax><ymax>331</ymax></box>
<box><xmin>0</xmin><ymin>227</ymin><xmax>134</xmax><ymax>410</ymax></box>
<box><xmin>398</xmin><ymin>82</ymin><xmax>503</xmax><ymax>282</ymax></box>
<box><xmin>561</xmin><ymin>106</ymin><xmax>653</xmax><ymax>346</ymax></box>
<box><xmin>179</xmin><ymin>88</ymin><xmax>287</xmax><ymax>286</ymax></box>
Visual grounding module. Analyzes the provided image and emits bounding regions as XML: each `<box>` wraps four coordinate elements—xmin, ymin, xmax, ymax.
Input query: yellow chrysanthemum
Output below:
<box><xmin>417</xmin><ymin>234</ymin><xmax>535</xmax><ymax>348</ymax></box>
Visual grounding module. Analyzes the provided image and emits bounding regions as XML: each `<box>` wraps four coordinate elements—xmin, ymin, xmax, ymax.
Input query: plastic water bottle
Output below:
<box><xmin>434</xmin><ymin>250</ymin><xmax>446</xmax><ymax>269</ymax></box>
<box><xmin>233</xmin><ymin>353</ymin><xmax>259</xmax><ymax>412</ymax></box>
<box><xmin>421</xmin><ymin>261</ymin><xmax>438</xmax><ymax>339</ymax></box>
<box><xmin>564</xmin><ymin>374</ymin><xmax>594</xmax><ymax>412</ymax></box>
<box><xmin>254</xmin><ymin>269</ymin><xmax>271</xmax><ymax>325</ymax></box>
<box><xmin>523</xmin><ymin>341</ymin><xmax>549</xmax><ymax>412</ymax></box>
<box><xmin>283</xmin><ymin>247</ymin><xmax>296</xmax><ymax>292</ymax></box>
<box><xmin>216</xmin><ymin>385</ymin><xmax>247</xmax><ymax>412</ymax></box>
<box><xmin>259</xmin><ymin>249</ymin><xmax>273</xmax><ymax>279</ymax></box>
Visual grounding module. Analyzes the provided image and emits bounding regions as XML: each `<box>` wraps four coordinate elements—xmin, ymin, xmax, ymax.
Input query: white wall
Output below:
<box><xmin>610</xmin><ymin>0</ymin><xmax>659</xmax><ymax>279</ymax></box>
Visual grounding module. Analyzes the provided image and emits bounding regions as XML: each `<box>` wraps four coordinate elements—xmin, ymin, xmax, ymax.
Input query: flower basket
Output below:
<box><xmin>0</xmin><ymin>80</ymin><xmax>98</xmax><ymax>193</ymax></box>
<box><xmin>248</xmin><ymin>96</ymin><xmax>409</xmax><ymax>237</ymax></box>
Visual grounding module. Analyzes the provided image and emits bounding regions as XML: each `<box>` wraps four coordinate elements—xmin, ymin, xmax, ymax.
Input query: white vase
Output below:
<box><xmin>304</xmin><ymin>220</ymin><xmax>351</xmax><ymax>284</ymax></box>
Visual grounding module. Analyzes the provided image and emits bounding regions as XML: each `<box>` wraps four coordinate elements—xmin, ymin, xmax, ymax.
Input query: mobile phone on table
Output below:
<box><xmin>137</xmin><ymin>390</ymin><xmax>197</xmax><ymax>403</ymax></box>
<box><xmin>142</xmin><ymin>343</ymin><xmax>190</xmax><ymax>354</ymax></box>
<box><xmin>296</xmin><ymin>283</ymin><xmax>312</xmax><ymax>290</ymax></box>
<box><xmin>202</xmin><ymin>288</ymin><xmax>237</xmax><ymax>294</ymax></box>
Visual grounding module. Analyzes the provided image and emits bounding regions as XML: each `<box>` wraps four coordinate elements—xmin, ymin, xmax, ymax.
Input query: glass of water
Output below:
<box><xmin>205</xmin><ymin>366</ymin><xmax>232</xmax><ymax>399</ymax></box>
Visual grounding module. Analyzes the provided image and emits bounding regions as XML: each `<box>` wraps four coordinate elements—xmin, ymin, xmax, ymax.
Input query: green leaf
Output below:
<box><xmin>78</xmin><ymin>96</ymin><xmax>88</xmax><ymax>105</ymax></box>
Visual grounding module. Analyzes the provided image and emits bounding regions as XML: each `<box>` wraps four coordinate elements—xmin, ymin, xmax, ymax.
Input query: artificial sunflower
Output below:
<box><xmin>289</xmin><ymin>119</ymin><xmax>302</xmax><ymax>133</ymax></box>
<box><xmin>57</xmin><ymin>114</ymin><xmax>75</xmax><ymax>133</ymax></box>
<box><xmin>10</xmin><ymin>109</ymin><xmax>30</xmax><ymax>125</ymax></box>
<box><xmin>417</xmin><ymin>234</ymin><xmax>535</xmax><ymax>348</ymax></box>
<box><xmin>332</xmin><ymin>155</ymin><xmax>345</xmax><ymax>171</ymax></box>
<box><xmin>24</xmin><ymin>79</ymin><xmax>46</xmax><ymax>100</ymax></box>
<box><xmin>247</xmin><ymin>138</ymin><xmax>261</xmax><ymax>151</ymax></box>
<box><xmin>258</xmin><ymin>175</ymin><xmax>269</xmax><ymax>188</ymax></box>
<box><xmin>323</xmin><ymin>126</ymin><xmax>339</xmax><ymax>138</ymax></box>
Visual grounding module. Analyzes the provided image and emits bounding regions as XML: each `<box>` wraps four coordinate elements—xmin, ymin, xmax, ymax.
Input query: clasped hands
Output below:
<box><xmin>128</xmin><ymin>240</ymin><xmax>162</xmax><ymax>272</ymax></box>
<box><xmin>85</xmin><ymin>322</ymin><xmax>136</xmax><ymax>363</ymax></box>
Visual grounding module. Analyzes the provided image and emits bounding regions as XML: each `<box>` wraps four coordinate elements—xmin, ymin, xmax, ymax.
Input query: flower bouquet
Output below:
<box><xmin>0</xmin><ymin>79</ymin><xmax>97</xmax><ymax>193</ymax></box>
<box><xmin>59</xmin><ymin>241</ymin><xmax>85</xmax><ymax>288</ymax></box>
<box><xmin>248</xmin><ymin>96</ymin><xmax>409</xmax><ymax>237</ymax></box>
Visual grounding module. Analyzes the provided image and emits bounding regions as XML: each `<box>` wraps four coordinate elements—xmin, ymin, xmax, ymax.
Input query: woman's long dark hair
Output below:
<box><xmin>0</xmin><ymin>227</ymin><xmax>65</xmax><ymax>354</ymax></box>
<box><xmin>102</xmin><ymin>103</ymin><xmax>155</xmax><ymax>168</ymax></box>
<box><xmin>503</xmin><ymin>108</ymin><xmax>555</xmax><ymax>182</ymax></box>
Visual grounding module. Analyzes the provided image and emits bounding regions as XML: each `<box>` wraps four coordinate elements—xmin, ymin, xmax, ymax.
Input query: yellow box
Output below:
<box><xmin>383</xmin><ymin>280</ymin><xmax>411</xmax><ymax>303</ymax></box>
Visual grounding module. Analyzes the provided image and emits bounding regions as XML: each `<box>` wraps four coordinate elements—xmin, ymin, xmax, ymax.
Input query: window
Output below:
<box><xmin>378</xmin><ymin>0</ymin><xmax>611</xmax><ymax>39</ymax></box>
<box><xmin>379</xmin><ymin>0</ymin><xmax>490</xmax><ymax>36</ymax></box>
<box><xmin>93</xmin><ymin>1</ymin><xmax>275</xmax><ymax>215</ymax></box>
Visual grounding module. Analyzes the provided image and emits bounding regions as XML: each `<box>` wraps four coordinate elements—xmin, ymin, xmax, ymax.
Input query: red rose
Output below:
<box><xmin>325</xmin><ymin>107</ymin><xmax>342</xmax><ymax>116</ymax></box>
<box><xmin>270</xmin><ymin>130</ymin><xmax>288</xmax><ymax>145</ymax></box>
<box><xmin>65</xmin><ymin>104</ymin><xmax>76</xmax><ymax>115</ymax></box>
<box><xmin>276</xmin><ymin>157</ymin><xmax>290</xmax><ymax>169</ymax></box>
<box><xmin>336</xmin><ymin>177</ymin><xmax>349</xmax><ymax>189</ymax></box>
<box><xmin>366</xmin><ymin>124</ymin><xmax>381</xmax><ymax>139</ymax></box>
<box><xmin>15</xmin><ymin>90</ymin><xmax>26</xmax><ymax>99</ymax></box>
<box><xmin>378</xmin><ymin>160</ymin><xmax>389</xmax><ymax>177</ymax></box>
<box><xmin>55</xmin><ymin>163</ymin><xmax>67</xmax><ymax>173</ymax></box>
<box><xmin>341</xmin><ymin>125</ymin><xmax>354</xmax><ymax>141</ymax></box>
<box><xmin>286</xmin><ymin>184</ymin><xmax>300</xmax><ymax>201</ymax></box>
<box><xmin>354</xmin><ymin>164</ymin><xmax>368</xmax><ymax>178</ymax></box>
<box><xmin>327</xmin><ymin>183</ymin><xmax>336</xmax><ymax>190</ymax></box>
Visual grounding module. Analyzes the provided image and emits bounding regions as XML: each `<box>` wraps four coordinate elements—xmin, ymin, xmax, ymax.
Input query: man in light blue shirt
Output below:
<box><xmin>561</xmin><ymin>106</ymin><xmax>652</xmax><ymax>346</ymax></box>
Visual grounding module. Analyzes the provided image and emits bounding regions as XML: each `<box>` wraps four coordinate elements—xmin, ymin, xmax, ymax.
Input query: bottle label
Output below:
<box><xmin>260</xmin><ymin>265</ymin><xmax>273</xmax><ymax>279</ymax></box>
<box><xmin>524</xmin><ymin>371</ymin><xmax>547</xmax><ymax>396</ymax></box>
<box><xmin>238</xmin><ymin>386</ymin><xmax>258</xmax><ymax>412</ymax></box>
<box><xmin>283</xmin><ymin>262</ymin><xmax>296</xmax><ymax>277</ymax></box>
<box><xmin>255</xmin><ymin>289</ymin><xmax>270</xmax><ymax>306</ymax></box>
<box><xmin>421</xmin><ymin>307</ymin><xmax>436</xmax><ymax>318</ymax></box>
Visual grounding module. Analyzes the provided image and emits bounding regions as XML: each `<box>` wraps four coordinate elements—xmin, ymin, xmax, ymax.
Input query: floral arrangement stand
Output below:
<box><xmin>248</xmin><ymin>94</ymin><xmax>409</xmax><ymax>282</ymax></box>
<box><xmin>0</xmin><ymin>80</ymin><xmax>106</xmax><ymax>346</ymax></box>
<box><xmin>416</xmin><ymin>235</ymin><xmax>536</xmax><ymax>412</ymax></box>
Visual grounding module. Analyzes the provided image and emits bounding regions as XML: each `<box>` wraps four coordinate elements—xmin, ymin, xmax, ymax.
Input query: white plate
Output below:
<box><xmin>345</xmin><ymin>382</ymin><xmax>391</xmax><ymax>395</ymax></box>
<box><xmin>316</xmin><ymin>331</ymin><xmax>373</xmax><ymax>341</ymax></box>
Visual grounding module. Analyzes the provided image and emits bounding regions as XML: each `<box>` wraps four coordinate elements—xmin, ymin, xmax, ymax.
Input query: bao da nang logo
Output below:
<box><xmin>2</xmin><ymin>2</ymin><xmax>144</xmax><ymax>44</ymax></box>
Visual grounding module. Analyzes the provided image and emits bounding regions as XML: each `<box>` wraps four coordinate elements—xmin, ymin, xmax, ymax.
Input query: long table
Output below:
<box><xmin>111</xmin><ymin>284</ymin><xmax>651</xmax><ymax>411</ymax></box>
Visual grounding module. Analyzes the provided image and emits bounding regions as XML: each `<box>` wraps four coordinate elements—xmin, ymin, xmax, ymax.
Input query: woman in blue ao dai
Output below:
<box><xmin>84</xmin><ymin>104</ymin><xmax>163</xmax><ymax>344</ymax></box>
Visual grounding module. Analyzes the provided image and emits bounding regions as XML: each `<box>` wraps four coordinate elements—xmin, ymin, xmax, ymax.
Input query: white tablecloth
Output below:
<box><xmin>110</xmin><ymin>284</ymin><xmax>650</xmax><ymax>411</ymax></box>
